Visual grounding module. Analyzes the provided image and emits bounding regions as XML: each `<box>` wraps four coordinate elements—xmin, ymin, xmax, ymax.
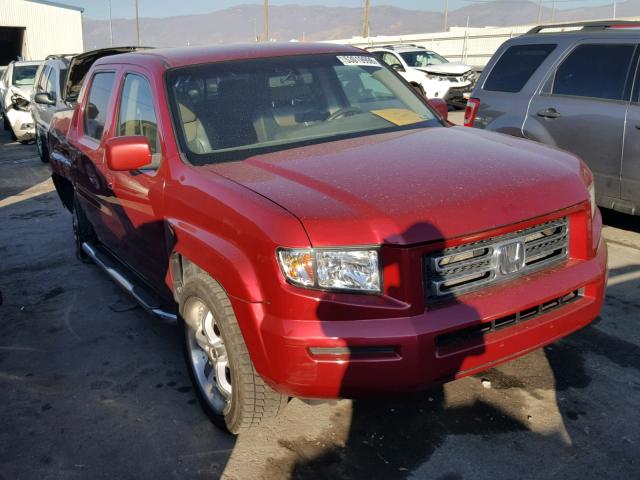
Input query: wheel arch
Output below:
<box><xmin>51</xmin><ymin>173</ymin><xmax>74</xmax><ymax>212</ymax></box>
<box><xmin>167</xmin><ymin>218</ymin><xmax>272</xmax><ymax>370</ymax></box>
<box><xmin>170</xmin><ymin>247</ymin><xmax>275</xmax><ymax>385</ymax></box>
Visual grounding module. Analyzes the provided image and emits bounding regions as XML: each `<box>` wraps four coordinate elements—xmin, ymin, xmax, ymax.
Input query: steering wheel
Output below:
<box><xmin>327</xmin><ymin>106</ymin><xmax>363</xmax><ymax>121</ymax></box>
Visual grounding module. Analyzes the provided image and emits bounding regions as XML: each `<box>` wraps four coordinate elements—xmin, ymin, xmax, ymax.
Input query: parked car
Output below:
<box><xmin>31</xmin><ymin>54</ymin><xmax>73</xmax><ymax>160</ymax></box>
<box><xmin>465</xmin><ymin>20</ymin><xmax>640</xmax><ymax>217</ymax></box>
<box><xmin>31</xmin><ymin>47</ymin><xmax>143</xmax><ymax>162</ymax></box>
<box><xmin>368</xmin><ymin>44</ymin><xmax>476</xmax><ymax>105</ymax></box>
<box><xmin>0</xmin><ymin>60</ymin><xmax>41</xmax><ymax>142</ymax></box>
<box><xmin>48</xmin><ymin>43</ymin><xmax>606</xmax><ymax>434</ymax></box>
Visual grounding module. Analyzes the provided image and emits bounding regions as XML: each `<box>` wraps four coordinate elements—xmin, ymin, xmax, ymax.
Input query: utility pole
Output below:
<box><xmin>362</xmin><ymin>0</ymin><xmax>370</xmax><ymax>38</ymax></box>
<box><xmin>551</xmin><ymin>0</ymin><xmax>556</xmax><ymax>23</ymax></box>
<box><xmin>537</xmin><ymin>0</ymin><xmax>543</xmax><ymax>24</ymax></box>
<box><xmin>263</xmin><ymin>0</ymin><xmax>269</xmax><ymax>42</ymax></box>
<box><xmin>613</xmin><ymin>1</ymin><xmax>617</xmax><ymax>19</ymax></box>
<box><xmin>134</xmin><ymin>0</ymin><xmax>140</xmax><ymax>47</ymax></box>
<box><xmin>443</xmin><ymin>0</ymin><xmax>448</xmax><ymax>32</ymax></box>
<box><xmin>108</xmin><ymin>0</ymin><xmax>113</xmax><ymax>46</ymax></box>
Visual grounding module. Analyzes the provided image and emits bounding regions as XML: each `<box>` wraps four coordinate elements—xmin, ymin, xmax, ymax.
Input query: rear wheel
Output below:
<box><xmin>72</xmin><ymin>193</ymin><xmax>95</xmax><ymax>263</ymax></box>
<box><xmin>180</xmin><ymin>273</ymin><xmax>287</xmax><ymax>434</ymax></box>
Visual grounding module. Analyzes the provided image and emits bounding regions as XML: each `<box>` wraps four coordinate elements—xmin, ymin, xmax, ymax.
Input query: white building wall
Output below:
<box><xmin>0</xmin><ymin>0</ymin><xmax>83</xmax><ymax>60</ymax></box>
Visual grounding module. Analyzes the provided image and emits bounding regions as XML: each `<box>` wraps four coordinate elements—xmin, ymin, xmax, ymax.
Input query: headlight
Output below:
<box><xmin>277</xmin><ymin>248</ymin><xmax>381</xmax><ymax>293</ymax></box>
<box><xmin>588</xmin><ymin>181</ymin><xmax>596</xmax><ymax>218</ymax></box>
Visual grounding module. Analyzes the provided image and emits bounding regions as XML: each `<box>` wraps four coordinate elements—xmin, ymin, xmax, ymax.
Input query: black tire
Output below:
<box><xmin>412</xmin><ymin>83</ymin><xmax>426</xmax><ymax>97</ymax></box>
<box><xmin>36</xmin><ymin>130</ymin><xmax>49</xmax><ymax>162</ymax></box>
<box><xmin>2</xmin><ymin>114</ymin><xmax>8</xmax><ymax>131</ymax></box>
<box><xmin>179</xmin><ymin>273</ymin><xmax>287</xmax><ymax>434</ymax></box>
<box><xmin>72</xmin><ymin>193</ymin><xmax>95</xmax><ymax>263</ymax></box>
<box><xmin>6</xmin><ymin>118</ymin><xmax>17</xmax><ymax>141</ymax></box>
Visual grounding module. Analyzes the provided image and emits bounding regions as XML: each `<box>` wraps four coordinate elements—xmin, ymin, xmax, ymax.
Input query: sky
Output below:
<box><xmin>54</xmin><ymin>0</ymin><xmax>618</xmax><ymax>19</ymax></box>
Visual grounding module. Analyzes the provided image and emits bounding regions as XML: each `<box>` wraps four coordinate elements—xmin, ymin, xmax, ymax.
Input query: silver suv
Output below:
<box><xmin>466</xmin><ymin>20</ymin><xmax>640</xmax><ymax>216</ymax></box>
<box><xmin>31</xmin><ymin>54</ymin><xmax>73</xmax><ymax>161</ymax></box>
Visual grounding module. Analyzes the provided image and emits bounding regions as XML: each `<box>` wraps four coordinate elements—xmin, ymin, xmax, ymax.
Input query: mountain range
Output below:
<box><xmin>82</xmin><ymin>1</ymin><xmax>640</xmax><ymax>49</ymax></box>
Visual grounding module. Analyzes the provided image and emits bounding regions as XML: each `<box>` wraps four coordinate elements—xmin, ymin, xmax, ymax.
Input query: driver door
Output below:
<box><xmin>106</xmin><ymin>70</ymin><xmax>170</xmax><ymax>296</ymax></box>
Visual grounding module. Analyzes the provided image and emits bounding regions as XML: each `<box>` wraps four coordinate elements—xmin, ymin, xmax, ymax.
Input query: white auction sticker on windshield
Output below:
<box><xmin>336</xmin><ymin>55</ymin><xmax>381</xmax><ymax>67</ymax></box>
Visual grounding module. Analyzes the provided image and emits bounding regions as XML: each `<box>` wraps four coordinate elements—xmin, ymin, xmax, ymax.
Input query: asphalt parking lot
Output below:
<box><xmin>1</xmin><ymin>125</ymin><xmax>639</xmax><ymax>480</ymax></box>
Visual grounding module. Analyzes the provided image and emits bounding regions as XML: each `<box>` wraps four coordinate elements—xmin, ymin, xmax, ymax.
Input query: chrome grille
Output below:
<box><xmin>425</xmin><ymin>218</ymin><xmax>569</xmax><ymax>299</ymax></box>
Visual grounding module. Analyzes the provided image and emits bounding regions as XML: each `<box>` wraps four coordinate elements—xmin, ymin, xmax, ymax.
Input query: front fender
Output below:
<box><xmin>168</xmin><ymin>218</ymin><xmax>279</xmax><ymax>383</ymax></box>
<box><xmin>168</xmin><ymin>218</ymin><xmax>265</xmax><ymax>303</ymax></box>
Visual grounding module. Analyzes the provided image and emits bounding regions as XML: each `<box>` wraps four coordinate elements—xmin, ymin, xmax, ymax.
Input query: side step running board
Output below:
<box><xmin>82</xmin><ymin>242</ymin><xmax>177</xmax><ymax>322</ymax></box>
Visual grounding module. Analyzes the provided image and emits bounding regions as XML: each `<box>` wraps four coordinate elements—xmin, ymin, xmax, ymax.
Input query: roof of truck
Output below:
<box><xmin>93</xmin><ymin>42</ymin><xmax>365</xmax><ymax>69</ymax></box>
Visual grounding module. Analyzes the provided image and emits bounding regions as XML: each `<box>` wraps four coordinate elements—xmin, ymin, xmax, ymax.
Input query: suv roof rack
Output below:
<box><xmin>526</xmin><ymin>20</ymin><xmax>640</xmax><ymax>35</ymax></box>
<box><xmin>45</xmin><ymin>54</ymin><xmax>76</xmax><ymax>60</ymax></box>
<box><xmin>370</xmin><ymin>43</ymin><xmax>425</xmax><ymax>51</ymax></box>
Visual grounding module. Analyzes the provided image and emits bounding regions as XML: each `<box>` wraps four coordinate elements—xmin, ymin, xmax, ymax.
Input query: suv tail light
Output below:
<box><xmin>464</xmin><ymin>98</ymin><xmax>480</xmax><ymax>127</ymax></box>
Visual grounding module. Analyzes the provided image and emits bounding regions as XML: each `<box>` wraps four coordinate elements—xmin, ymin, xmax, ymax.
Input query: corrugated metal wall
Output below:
<box><xmin>0</xmin><ymin>0</ymin><xmax>83</xmax><ymax>60</ymax></box>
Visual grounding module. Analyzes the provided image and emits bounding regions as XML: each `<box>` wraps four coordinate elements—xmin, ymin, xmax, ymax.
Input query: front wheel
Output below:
<box><xmin>36</xmin><ymin>130</ymin><xmax>49</xmax><ymax>162</ymax></box>
<box><xmin>412</xmin><ymin>83</ymin><xmax>426</xmax><ymax>97</ymax></box>
<box><xmin>4</xmin><ymin>116</ymin><xmax>17</xmax><ymax>141</ymax></box>
<box><xmin>180</xmin><ymin>274</ymin><xmax>287</xmax><ymax>434</ymax></box>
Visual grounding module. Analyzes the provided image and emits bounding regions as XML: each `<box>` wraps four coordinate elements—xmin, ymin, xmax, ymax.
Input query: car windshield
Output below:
<box><xmin>12</xmin><ymin>65</ymin><xmax>38</xmax><ymax>87</ymax></box>
<box><xmin>166</xmin><ymin>53</ymin><xmax>440</xmax><ymax>164</ymax></box>
<box><xmin>400</xmin><ymin>51</ymin><xmax>448</xmax><ymax>67</ymax></box>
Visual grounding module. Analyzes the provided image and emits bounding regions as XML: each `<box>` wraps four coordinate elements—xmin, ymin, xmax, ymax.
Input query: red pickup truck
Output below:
<box><xmin>48</xmin><ymin>43</ymin><xmax>607</xmax><ymax>433</ymax></box>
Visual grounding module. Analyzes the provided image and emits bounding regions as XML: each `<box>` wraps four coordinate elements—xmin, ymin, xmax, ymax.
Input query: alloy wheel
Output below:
<box><xmin>184</xmin><ymin>297</ymin><xmax>232</xmax><ymax>415</ymax></box>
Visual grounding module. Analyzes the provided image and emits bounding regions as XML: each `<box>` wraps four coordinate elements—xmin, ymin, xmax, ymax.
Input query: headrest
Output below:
<box><xmin>179</xmin><ymin>103</ymin><xmax>196</xmax><ymax>123</ymax></box>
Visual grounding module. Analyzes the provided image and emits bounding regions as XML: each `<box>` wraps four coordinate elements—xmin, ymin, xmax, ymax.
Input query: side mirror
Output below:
<box><xmin>106</xmin><ymin>136</ymin><xmax>152</xmax><ymax>171</ymax></box>
<box><xmin>34</xmin><ymin>92</ymin><xmax>56</xmax><ymax>105</ymax></box>
<box><xmin>427</xmin><ymin>98</ymin><xmax>448</xmax><ymax>122</ymax></box>
<box><xmin>390</xmin><ymin>63</ymin><xmax>405</xmax><ymax>72</ymax></box>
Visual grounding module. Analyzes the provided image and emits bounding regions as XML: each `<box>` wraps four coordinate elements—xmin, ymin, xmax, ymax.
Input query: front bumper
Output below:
<box><xmin>244</xmin><ymin>236</ymin><xmax>607</xmax><ymax>399</ymax></box>
<box><xmin>444</xmin><ymin>83</ymin><xmax>475</xmax><ymax>106</ymax></box>
<box><xmin>6</xmin><ymin>108</ymin><xmax>35</xmax><ymax>141</ymax></box>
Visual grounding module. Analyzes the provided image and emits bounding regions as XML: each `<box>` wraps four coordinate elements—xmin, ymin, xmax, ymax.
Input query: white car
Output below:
<box><xmin>368</xmin><ymin>45</ymin><xmax>476</xmax><ymax>106</ymax></box>
<box><xmin>0</xmin><ymin>60</ymin><xmax>41</xmax><ymax>142</ymax></box>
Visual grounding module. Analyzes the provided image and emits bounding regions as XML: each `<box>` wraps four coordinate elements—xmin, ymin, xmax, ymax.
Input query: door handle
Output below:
<box><xmin>537</xmin><ymin>108</ymin><xmax>561</xmax><ymax>119</ymax></box>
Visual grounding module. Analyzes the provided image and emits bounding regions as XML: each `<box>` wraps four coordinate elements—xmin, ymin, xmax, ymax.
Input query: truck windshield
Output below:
<box><xmin>400</xmin><ymin>51</ymin><xmax>448</xmax><ymax>67</ymax></box>
<box><xmin>12</xmin><ymin>65</ymin><xmax>38</xmax><ymax>87</ymax></box>
<box><xmin>166</xmin><ymin>54</ymin><xmax>440</xmax><ymax>164</ymax></box>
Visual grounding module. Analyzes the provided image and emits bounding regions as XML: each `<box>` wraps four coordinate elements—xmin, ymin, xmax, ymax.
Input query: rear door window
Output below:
<box><xmin>83</xmin><ymin>72</ymin><xmax>116</xmax><ymax>141</ymax></box>
<box><xmin>484</xmin><ymin>44</ymin><xmax>556</xmax><ymax>93</ymax></box>
<box><xmin>552</xmin><ymin>44</ymin><xmax>635</xmax><ymax>101</ymax></box>
<box><xmin>382</xmin><ymin>53</ymin><xmax>402</xmax><ymax>68</ymax></box>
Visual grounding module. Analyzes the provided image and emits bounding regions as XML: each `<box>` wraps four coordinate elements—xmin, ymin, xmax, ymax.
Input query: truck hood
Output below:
<box><xmin>415</xmin><ymin>63</ymin><xmax>472</xmax><ymax>75</ymax></box>
<box><xmin>206</xmin><ymin>127</ymin><xmax>587</xmax><ymax>246</ymax></box>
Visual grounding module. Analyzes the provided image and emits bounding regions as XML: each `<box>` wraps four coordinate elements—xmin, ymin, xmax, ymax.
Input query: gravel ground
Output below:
<box><xmin>1</xmin><ymin>127</ymin><xmax>639</xmax><ymax>480</ymax></box>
